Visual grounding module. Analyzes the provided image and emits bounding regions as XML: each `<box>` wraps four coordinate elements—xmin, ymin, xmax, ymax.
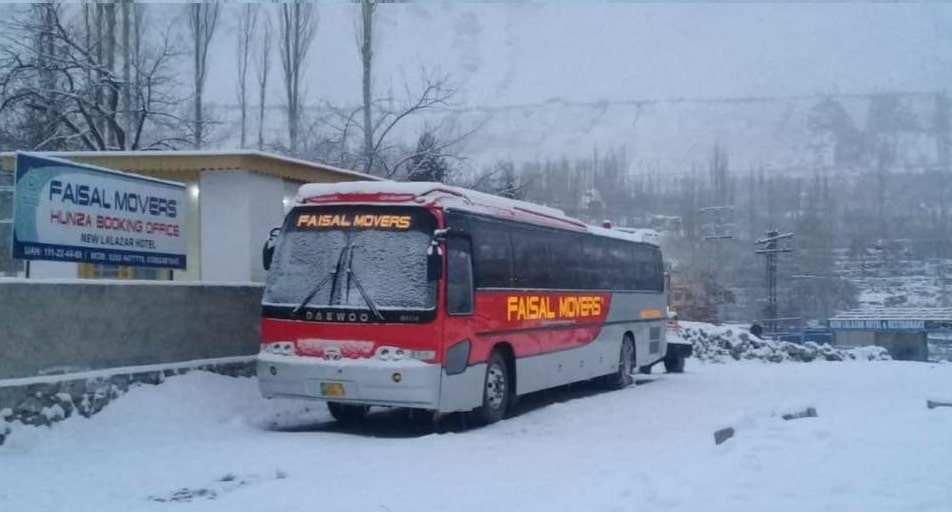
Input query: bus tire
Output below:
<box><xmin>664</xmin><ymin>354</ymin><xmax>686</xmax><ymax>373</ymax></box>
<box><xmin>327</xmin><ymin>402</ymin><xmax>369</xmax><ymax>423</ymax></box>
<box><xmin>471</xmin><ymin>350</ymin><xmax>511</xmax><ymax>425</ymax></box>
<box><xmin>604</xmin><ymin>335</ymin><xmax>635</xmax><ymax>390</ymax></box>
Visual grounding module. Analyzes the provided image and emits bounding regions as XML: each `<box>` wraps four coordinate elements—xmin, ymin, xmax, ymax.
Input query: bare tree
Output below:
<box><xmin>101</xmin><ymin>2</ymin><xmax>117</xmax><ymax>147</ymax></box>
<box><xmin>358</xmin><ymin>0</ymin><xmax>375</xmax><ymax>171</ymax></box>
<box><xmin>236</xmin><ymin>4</ymin><xmax>257</xmax><ymax>149</ymax></box>
<box><xmin>278</xmin><ymin>3</ymin><xmax>317</xmax><ymax>155</ymax></box>
<box><xmin>323</xmin><ymin>72</ymin><xmax>463</xmax><ymax>177</ymax></box>
<box><xmin>464</xmin><ymin>160</ymin><xmax>528</xmax><ymax>199</ymax></box>
<box><xmin>255</xmin><ymin>12</ymin><xmax>273</xmax><ymax>151</ymax></box>
<box><xmin>120</xmin><ymin>0</ymin><xmax>132</xmax><ymax>140</ymax></box>
<box><xmin>354</xmin><ymin>0</ymin><xmax>407</xmax><ymax>173</ymax></box>
<box><xmin>188</xmin><ymin>3</ymin><xmax>220</xmax><ymax>148</ymax></box>
<box><xmin>0</xmin><ymin>4</ymin><xmax>191</xmax><ymax>150</ymax></box>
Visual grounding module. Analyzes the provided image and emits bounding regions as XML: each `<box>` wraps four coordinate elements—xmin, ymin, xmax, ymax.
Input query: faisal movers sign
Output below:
<box><xmin>12</xmin><ymin>153</ymin><xmax>187</xmax><ymax>269</ymax></box>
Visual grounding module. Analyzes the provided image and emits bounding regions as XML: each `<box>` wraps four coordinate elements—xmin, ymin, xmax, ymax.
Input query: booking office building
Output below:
<box><xmin>0</xmin><ymin>151</ymin><xmax>378</xmax><ymax>283</ymax></box>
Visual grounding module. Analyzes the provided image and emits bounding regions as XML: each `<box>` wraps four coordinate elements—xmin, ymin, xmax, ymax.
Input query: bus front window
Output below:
<box><xmin>263</xmin><ymin>206</ymin><xmax>438</xmax><ymax>316</ymax></box>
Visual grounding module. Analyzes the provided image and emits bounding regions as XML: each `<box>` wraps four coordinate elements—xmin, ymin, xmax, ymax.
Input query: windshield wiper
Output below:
<box><xmin>290</xmin><ymin>245</ymin><xmax>349</xmax><ymax>318</ymax></box>
<box><xmin>342</xmin><ymin>244</ymin><xmax>385</xmax><ymax>322</ymax></box>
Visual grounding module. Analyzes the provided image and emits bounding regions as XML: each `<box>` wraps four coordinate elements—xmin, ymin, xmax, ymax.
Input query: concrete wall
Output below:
<box><xmin>833</xmin><ymin>329</ymin><xmax>929</xmax><ymax>361</ymax></box>
<box><xmin>200</xmin><ymin>170</ymin><xmax>289</xmax><ymax>283</ymax></box>
<box><xmin>875</xmin><ymin>332</ymin><xmax>928</xmax><ymax>361</ymax></box>
<box><xmin>833</xmin><ymin>330</ymin><xmax>874</xmax><ymax>347</ymax></box>
<box><xmin>0</xmin><ymin>281</ymin><xmax>263</xmax><ymax>380</ymax></box>
<box><xmin>173</xmin><ymin>180</ymin><xmax>202</xmax><ymax>282</ymax></box>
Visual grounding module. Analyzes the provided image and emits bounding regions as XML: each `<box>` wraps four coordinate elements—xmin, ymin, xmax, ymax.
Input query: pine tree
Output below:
<box><xmin>407</xmin><ymin>132</ymin><xmax>449</xmax><ymax>182</ymax></box>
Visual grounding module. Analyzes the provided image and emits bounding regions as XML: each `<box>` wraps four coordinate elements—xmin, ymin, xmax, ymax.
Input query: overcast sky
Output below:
<box><xmin>202</xmin><ymin>2</ymin><xmax>952</xmax><ymax>109</ymax></box>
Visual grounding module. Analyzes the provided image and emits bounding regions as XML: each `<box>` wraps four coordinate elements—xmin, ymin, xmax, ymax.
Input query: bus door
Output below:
<box><xmin>442</xmin><ymin>232</ymin><xmax>476</xmax><ymax>371</ymax></box>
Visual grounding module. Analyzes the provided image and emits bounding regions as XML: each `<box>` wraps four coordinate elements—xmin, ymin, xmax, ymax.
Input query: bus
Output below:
<box><xmin>257</xmin><ymin>182</ymin><xmax>668</xmax><ymax>424</ymax></box>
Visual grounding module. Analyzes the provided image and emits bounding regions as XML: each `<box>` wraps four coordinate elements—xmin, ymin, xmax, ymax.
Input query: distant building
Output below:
<box><xmin>0</xmin><ymin>151</ymin><xmax>379</xmax><ymax>282</ymax></box>
<box><xmin>668</xmin><ymin>269</ymin><xmax>718</xmax><ymax>323</ymax></box>
<box><xmin>828</xmin><ymin>308</ymin><xmax>952</xmax><ymax>361</ymax></box>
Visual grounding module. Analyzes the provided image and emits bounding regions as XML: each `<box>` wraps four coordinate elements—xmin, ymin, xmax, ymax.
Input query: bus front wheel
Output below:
<box><xmin>471</xmin><ymin>351</ymin><xmax>511</xmax><ymax>425</ymax></box>
<box><xmin>327</xmin><ymin>402</ymin><xmax>369</xmax><ymax>423</ymax></box>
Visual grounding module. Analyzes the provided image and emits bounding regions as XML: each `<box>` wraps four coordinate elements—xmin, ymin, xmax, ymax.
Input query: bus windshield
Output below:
<box><xmin>263</xmin><ymin>205</ymin><xmax>438</xmax><ymax>312</ymax></box>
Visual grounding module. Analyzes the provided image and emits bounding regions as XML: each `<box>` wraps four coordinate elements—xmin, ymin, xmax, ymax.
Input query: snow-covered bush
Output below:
<box><xmin>674</xmin><ymin>322</ymin><xmax>891</xmax><ymax>363</ymax></box>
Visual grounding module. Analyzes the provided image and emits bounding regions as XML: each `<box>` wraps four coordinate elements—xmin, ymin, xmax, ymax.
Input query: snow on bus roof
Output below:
<box><xmin>297</xmin><ymin>181</ymin><xmax>583</xmax><ymax>227</ymax></box>
<box><xmin>613</xmin><ymin>227</ymin><xmax>661</xmax><ymax>246</ymax></box>
<box><xmin>296</xmin><ymin>181</ymin><xmax>658</xmax><ymax>244</ymax></box>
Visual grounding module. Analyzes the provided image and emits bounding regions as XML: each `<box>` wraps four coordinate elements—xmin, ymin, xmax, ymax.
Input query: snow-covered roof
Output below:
<box><xmin>829</xmin><ymin>308</ymin><xmax>952</xmax><ymax>322</ymax></box>
<box><xmin>296</xmin><ymin>181</ymin><xmax>659</xmax><ymax>244</ymax></box>
<box><xmin>297</xmin><ymin>181</ymin><xmax>587</xmax><ymax>230</ymax></box>
<box><xmin>0</xmin><ymin>150</ymin><xmax>380</xmax><ymax>182</ymax></box>
<box><xmin>614</xmin><ymin>227</ymin><xmax>661</xmax><ymax>246</ymax></box>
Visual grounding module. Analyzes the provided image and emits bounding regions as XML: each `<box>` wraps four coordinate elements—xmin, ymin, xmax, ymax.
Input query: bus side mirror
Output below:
<box><xmin>262</xmin><ymin>227</ymin><xmax>280</xmax><ymax>271</ymax></box>
<box><xmin>427</xmin><ymin>241</ymin><xmax>443</xmax><ymax>282</ymax></box>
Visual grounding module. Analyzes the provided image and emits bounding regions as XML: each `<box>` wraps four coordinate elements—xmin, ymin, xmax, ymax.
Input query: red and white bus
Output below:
<box><xmin>257</xmin><ymin>182</ymin><xmax>669</xmax><ymax>424</ymax></box>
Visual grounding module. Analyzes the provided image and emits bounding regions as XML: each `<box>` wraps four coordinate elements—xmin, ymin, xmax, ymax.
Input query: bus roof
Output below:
<box><xmin>613</xmin><ymin>227</ymin><xmax>662</xmax><ymax>246</ymax></box>
<box><xmin>296</xmin><ymin>181</ymin><xmax>658</xmax><ymax>245</ymax></box>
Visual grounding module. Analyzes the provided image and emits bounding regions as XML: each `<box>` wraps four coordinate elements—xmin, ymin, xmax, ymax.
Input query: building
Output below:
<box><xmin>0</xmin><ymin>151</ymin><xmax>379</xmax><ymax>282</ymax></box>
<box><xmin>828</xmin><ymin>308</ymin><xmax>952</xmax><ymax>361</ymax></box>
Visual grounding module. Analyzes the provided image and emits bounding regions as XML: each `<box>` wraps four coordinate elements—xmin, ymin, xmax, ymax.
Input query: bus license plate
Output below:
<box><xmin>320</xmin><ymin>382</ymin><xmax>345</xmax><ymax>397</ymax></box>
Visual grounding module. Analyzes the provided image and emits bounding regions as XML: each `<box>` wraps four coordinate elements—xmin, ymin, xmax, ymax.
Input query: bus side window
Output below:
<box><xmin>447</xmin><ymin>236</ymin><xmax>474</xmax><ymax>315</ymax></box>
<box><xmin>469</xmin><ymin>217</ymin><xmax>512</xmax><ymax>288</ymax></box>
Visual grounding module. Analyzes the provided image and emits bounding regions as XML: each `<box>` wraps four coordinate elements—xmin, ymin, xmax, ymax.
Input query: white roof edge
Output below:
<box><xmin>829</xmin><ymin>307</ymin><xmax>952</xmax><ymax>321</ymax></box>
<box><xmin>1</xmin><ymin>150</ymin><xmax>381</xmax><ymax>181</ymax></box>
<box><xmin>296</xmin><ymin>181</ymin><xmax>576</xmax><ymax>225</ymax></box>
<box><xmin>613</xmin><ymin>227</ymin><xmax>662</xmax><ymax>245</ymax></box>
<box><xmin>15</xmin><ymin>152</ymin><xmax>187</xmax><ymax>188</ymax></box>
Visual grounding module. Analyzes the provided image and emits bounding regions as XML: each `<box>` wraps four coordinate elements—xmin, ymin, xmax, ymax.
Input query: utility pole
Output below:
<box><xmin>755</xmin><ymin>230</ymin><xmax>793</xmax><ymax>334</ymax></box>
<box><xmin>700</xmin><ymin>205</ymin><xmax>734</xmax><ymax>322</ymax></box>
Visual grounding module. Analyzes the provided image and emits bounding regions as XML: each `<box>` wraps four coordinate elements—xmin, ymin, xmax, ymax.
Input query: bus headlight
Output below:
<box><xmin>261</xmin><ymin>342</ymin><xmax>295</xmax><ymax>356</ymax></box>
<box><xmin>409</xmin><ymin>350</ymin><xmax>436</xmax><ymax>361</ymax></box>
<box><xmin>374</xmin><ymin>346</ymin><xmax>436</xmax><ymax>361</ymax></box>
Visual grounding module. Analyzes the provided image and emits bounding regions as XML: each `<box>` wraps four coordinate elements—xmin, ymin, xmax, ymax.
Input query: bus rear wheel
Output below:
<box><xmin>471</xmin><ymin>350</ymin><xmax>511</xmax><ymax>425</ymax></box>
<box><xmin>327</xmin><ymin>402</ymin><xmax>369</xmax><ymax>423</ymax></box>
<box><xmin>604</xmin><ymin>335</ymin><xmax>635</xmax><ymax>390</ymax></box>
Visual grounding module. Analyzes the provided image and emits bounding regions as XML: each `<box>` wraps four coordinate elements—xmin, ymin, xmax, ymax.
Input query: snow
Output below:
<box><xmin>1</xmin><ymin>150</ymin><xmax>380</xmax><ymax>182</ymax></box>
<box><xmin>675</xmin><ymin>321</ymin><xmax>891</xmax><ymax>363</ymax></box>
<box><xmin>296</xmin><ymin>181</ymin><xmax>577</xmax><ymax>225</ymax></box>
<box><xmin>2</xmin><ymin>359</ymin><xmax>951</xmax><ymax>511</ymax></box>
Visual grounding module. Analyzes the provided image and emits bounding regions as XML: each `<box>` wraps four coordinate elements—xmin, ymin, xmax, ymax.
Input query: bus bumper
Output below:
<box><xmin>257</xmin><ymin>353</ymin><xmax>442</xmax><ymax>409</ymax></box>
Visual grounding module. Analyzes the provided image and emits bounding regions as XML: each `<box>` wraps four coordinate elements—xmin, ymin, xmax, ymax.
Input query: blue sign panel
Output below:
<box><xmin>12</xmin><ymin>153</ymin><xmax>187</xmax><ymax>269</ymax></box>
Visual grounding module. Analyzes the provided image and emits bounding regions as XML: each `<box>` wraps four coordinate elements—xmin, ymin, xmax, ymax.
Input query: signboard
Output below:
<box><xmin>829</xmin><ymin>319</ymin><xmax>925</xmax><ymax>331</ymax></box>
<box><xmin>12</xmin><ymin>153</ymin><xmax>187</xmax><ymax>269</ymax></box>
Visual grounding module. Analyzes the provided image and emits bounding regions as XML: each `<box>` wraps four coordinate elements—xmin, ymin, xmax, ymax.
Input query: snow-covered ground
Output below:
<box><xmin>3</xmin><ymin>359</ymin><xmax>951</xmax><ymax>511</ymax></box>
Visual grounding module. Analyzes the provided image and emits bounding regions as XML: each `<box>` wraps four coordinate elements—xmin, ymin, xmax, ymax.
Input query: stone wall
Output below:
<box><xmin>0</xmin><ymin>280</ymin><xmax>265</xmax><ymax>437</ymax></box>
<box><xmin>0</xmin><ymin>280</ymin><xmax>264</xmax><ymax>380</ymax></box>
<box><xmin>0</xmin><ymin>359</ymin><xmax>255</xmax><ymax>431</ymax></box>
